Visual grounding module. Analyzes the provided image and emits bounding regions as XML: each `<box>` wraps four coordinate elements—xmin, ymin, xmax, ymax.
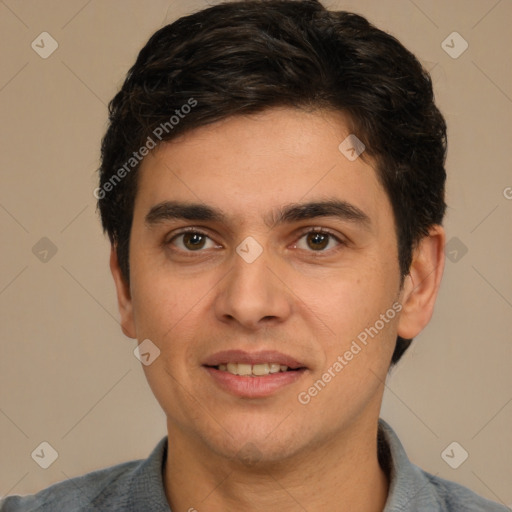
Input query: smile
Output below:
<box><xmin>215</xmin><ymin>362</ymin><xmax>294</xmax><ymax>376</ymax></box>
<box><xmin>202</xmin><ymin>350</ymin><xmax>308</xmax><ymax>397</ymax></box>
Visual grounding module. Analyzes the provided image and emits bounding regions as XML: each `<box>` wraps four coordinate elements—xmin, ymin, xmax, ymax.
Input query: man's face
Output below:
<box><xmin>121</xmin><ymin>108</ymin><xmax>405</xmax><ymax>462</ymax></box>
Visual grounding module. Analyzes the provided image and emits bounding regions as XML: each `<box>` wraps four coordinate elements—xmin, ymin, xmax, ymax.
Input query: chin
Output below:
<box><xmin>202</xmin><ymin>420</ymin><xmax>308</xmax><ymax>467</ymax></box>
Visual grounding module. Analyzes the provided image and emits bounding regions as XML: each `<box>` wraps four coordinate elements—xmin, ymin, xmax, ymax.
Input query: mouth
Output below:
<box><xmin>202</xmin><ymin>350</ymin><xmax>308</xmax><ymax>398</ymax></box>
<box><xmin>207</xmin><ymin>362</ymin><xmax>303</xmax><ymax>376</ymax></box>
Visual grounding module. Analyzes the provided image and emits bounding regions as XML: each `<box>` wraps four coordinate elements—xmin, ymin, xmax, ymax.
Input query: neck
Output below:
<box><xmin>163</xmin><ymin>419</ymin><xmax>389</xmax><ymax>512</ymax></box>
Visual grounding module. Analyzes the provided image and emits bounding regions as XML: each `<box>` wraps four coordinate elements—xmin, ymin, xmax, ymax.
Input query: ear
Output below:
<box><xmin>110</xmin><ymin>245</ymin><xmax>137</xmax><ymax>339</ymax></box>
<box><xmin>397</xmin><ymin>225</ymin><xmax>446</xmax><ymax>339</ymax></box>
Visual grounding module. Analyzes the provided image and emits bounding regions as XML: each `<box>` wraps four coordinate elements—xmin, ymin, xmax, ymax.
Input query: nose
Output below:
<box><xmin>213</xmin><ymin>244</ymin><xmax>292</xmax><ymax>330</ymax></box>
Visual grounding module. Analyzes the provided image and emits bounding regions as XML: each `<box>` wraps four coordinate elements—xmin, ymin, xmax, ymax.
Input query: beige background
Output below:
<box><xmin>1</xmin><ymin>0</ymin><xmax>511</xmax><ymax>506</ymax></box>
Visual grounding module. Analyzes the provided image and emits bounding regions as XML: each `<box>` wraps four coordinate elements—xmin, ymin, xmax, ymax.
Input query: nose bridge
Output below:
<box><xmin>231</xmin><ymin>245</ymin><xmax>271</xmax><ymax>297</ymax></box>
<box><xmin>214</xmin><ymin>237</ymin><xmax>291</xmax><ymax>327</ymax></box>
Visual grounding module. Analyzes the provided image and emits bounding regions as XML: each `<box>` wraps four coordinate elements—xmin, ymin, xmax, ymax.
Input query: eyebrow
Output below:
<box><xmin>145</xmin><ymin>199</ymin><xmax>372</xmax><ymax>230</ymax></box>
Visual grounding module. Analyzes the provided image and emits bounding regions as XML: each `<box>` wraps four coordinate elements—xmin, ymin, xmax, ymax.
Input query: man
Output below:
<box><xmin>1</xmin><ymin>0</ymin><xmax>507</xmax><ymax>510</ymax></box>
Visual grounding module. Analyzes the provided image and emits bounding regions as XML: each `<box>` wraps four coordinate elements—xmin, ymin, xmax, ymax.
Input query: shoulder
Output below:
<box><xmin>0</xmin><ymin>459</ymin><xmax>141</xmax><ymax>512</ymax></box>
<box><xmin>378</xmin><ymin>419</ymin><xmax>509</xmax><ymax>512</ymax></box>
<box><xmin>421</xmin><ymin>470</ymin><xmax>510</xmax><ymax>511</ymax></box>
<box><xmin>0</xmin><ymin>437</ymin><xmax>169</xmax><ymax>512</ymax></box>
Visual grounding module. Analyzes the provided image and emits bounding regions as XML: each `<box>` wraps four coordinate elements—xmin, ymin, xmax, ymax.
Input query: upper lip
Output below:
<box><xmin>203</xmin><ymin>350</ymin><xmax>306</xmax><ymax>369</ymax></box>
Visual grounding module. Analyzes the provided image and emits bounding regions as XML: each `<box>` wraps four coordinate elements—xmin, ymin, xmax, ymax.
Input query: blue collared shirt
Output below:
<box><xmin>1</xmin><ymin>419</ymin><xmax>508</xmax><ymax>511</ymax></box>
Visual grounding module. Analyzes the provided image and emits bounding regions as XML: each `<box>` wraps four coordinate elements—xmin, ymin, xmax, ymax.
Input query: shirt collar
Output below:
<box><xmin>379</xmin><ymin>418</ymin><xmax>444</xmax><ymax>510</ymax></box>
<box><xmin>123</xmin><ymin>435</ymin><xmax>171</xmax><ymax>511</ymax></box>
<box><xmin>125</xmin><ymin>419</ymin><xmax>442</xmax><ymax>511</ymax></box>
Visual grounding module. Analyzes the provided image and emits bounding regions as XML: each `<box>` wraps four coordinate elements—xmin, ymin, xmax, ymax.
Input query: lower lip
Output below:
<box><xmin>204</xmin><ymin>367</ymin><xmax>306</xmax><ymax>398</ymax></box>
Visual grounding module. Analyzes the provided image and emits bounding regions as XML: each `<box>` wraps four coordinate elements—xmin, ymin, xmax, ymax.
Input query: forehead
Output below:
<box><xmin>134</xmin><ymin>108</ymin><xmax>391</xmax><ymax>229</ymax></box>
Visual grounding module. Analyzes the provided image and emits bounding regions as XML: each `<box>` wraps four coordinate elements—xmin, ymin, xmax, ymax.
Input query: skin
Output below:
<box><xmin>110</xmin><ymin>107</ymin><xmax>445</xmax><ymax>511</ymax></box>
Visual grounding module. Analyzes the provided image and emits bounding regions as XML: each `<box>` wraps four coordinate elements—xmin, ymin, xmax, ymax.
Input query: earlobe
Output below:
<box><xmin>397</xmin><ymin>225</ymin><xmax>446</xmax><ymax>339</ymax></box>
<box><xmin>109</xmin><ymin>246</ymin><xmax>137</xmax><ymax>339</ymax></box>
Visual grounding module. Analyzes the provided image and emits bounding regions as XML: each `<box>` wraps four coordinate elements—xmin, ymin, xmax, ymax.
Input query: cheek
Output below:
<box><xmin>128</xmin><ymin>256</ymin><xmax>214</xmax><ymax>374</ymax></box>
<box><xmin>308</xmin><ymin>257</ymin><xmax>401</xmax><ymax>382</ymax></box>
<box><xmin>130</xmin><ymin>269</ymin><xmax>206</xmax><ymax>417</ymax></box>
<box><xmin>129</xmin><ymin>247</ymin><xmax>199</xmax><ymax>338</ymax></box>
<box><xmin>298</xmin><ymin>269</ymin><xmax>399</xmax><ymax>417</ymax></box>
<box><xmin>294</xmin><ymin>255</ymin><xmax>398</xmax><ymax>339</ymax></box>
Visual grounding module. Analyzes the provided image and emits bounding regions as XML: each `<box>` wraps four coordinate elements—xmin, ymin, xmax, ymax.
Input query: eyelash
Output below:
<box><xmin>166</xmin><ymin>227</ymin><xmax>346</xmax><ymax>256</ymax></box>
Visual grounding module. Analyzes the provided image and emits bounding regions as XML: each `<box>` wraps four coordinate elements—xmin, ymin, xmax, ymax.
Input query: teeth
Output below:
<box><xmin>217</xmin><ymin>363</ymin><xmax>292</xmax><ymax>376</ymax></box>
<box><xmin>237</xmin><ymin>363</ymin><xmax>252</xmax><ymax>376</ymax></box>
<box><xmin>252</xmin><ymin>364</ymin><xmax>269</xmax><ymax>376</ymax></box>
<box><xmin>269</xmin><ymin>363</ymin><xmax>280</xmax><ymax>374</ymax></box>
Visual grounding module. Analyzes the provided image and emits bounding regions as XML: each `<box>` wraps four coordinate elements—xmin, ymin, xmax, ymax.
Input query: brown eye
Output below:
<box><xmin>168</xmin><ymin>230</ymin><xmax>218</xmax><ymax>252</ymax></box>
<box><xmin>306</xmin><ymin>231</ymin><xmax>330</xmax><ymax>251</ymax></box>
<box><xmin>182</xmin><ymin>232</ymin><xmax>207</xmax><ymax>250</ymax></box>
<box><xmin>294</xmin><ymin>229</ymin><xmax>343</xmax><ymax>253</ymax></box>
